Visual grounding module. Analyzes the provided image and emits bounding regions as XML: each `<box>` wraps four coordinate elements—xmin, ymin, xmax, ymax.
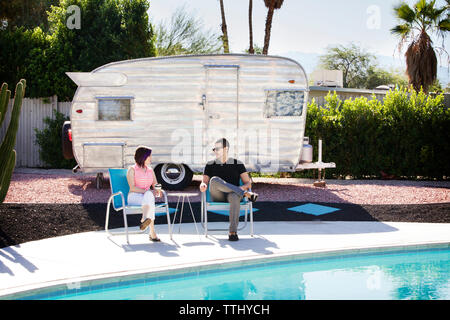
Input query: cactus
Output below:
<box><xmin>0</xmin><ymin>79</ymin><xmax>26</xmax><ymax>203</ymax></box>
<box><xmin>0</xmin><ymin>82</ymin><xmax>11</xmax><ymax>124</ymax></box>
<box><xmin>0</xmin><ymin>150</ymin><xmax>16</xmax><ymax>202</ymax></box>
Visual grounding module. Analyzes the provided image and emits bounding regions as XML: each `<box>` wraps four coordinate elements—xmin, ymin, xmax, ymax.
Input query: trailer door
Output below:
<box><xmin>203</xmin><ymin>65</ymin><xmax>239</xmax><ymax>159</ymax></box>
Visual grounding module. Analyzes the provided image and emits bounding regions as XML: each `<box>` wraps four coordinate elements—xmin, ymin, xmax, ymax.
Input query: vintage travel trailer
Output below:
<box><xmin>64</xmin><ymin>54</ymin><xmax>335</xmax><ymax>189</ymax></box>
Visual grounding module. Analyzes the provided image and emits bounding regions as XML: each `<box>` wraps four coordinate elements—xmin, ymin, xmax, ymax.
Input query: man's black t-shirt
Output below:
<box><xmin>203</xmin><ymin>158</ymin><xmax>247</xmax><ymax>186</ymax></box>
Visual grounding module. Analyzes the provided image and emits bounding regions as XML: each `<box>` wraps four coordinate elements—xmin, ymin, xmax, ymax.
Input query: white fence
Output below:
<box><xmin>0</xmin><ymin>96</ymin><xmax>71</xmax><ymax>168</ymax></box>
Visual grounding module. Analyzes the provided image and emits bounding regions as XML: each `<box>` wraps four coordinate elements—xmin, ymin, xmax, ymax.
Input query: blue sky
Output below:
<box><xmin>148</xmin><ymin>0</ymin><xmax>449</xmax><ymax>83</ymax></box>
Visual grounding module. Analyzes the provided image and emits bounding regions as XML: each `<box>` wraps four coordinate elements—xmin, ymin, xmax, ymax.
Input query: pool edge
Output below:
<box><xmin>1</xmin><ymin>241</ymin><xmax>449</xmax><ymax>300</ymax></box>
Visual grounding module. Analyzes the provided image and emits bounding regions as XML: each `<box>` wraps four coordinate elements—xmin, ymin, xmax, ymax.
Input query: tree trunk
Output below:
<box><xmin>263</xmin><ymin>5</ymin><xmax>275</xmax><ymax>55</ymax></box>
<box><xmin>219</xmin><ymin>0</ymin><xmax>230</xmax><ymax>53</ymax></box>
<box><xmin>248</xmin><ymin>0</ymin><xmax>254</xmax><ymax>54</ymax></box>
<box><xmin>405</xmin><ymin>30</ymin><xmax>437</xmax><ymax>92</ymax></box>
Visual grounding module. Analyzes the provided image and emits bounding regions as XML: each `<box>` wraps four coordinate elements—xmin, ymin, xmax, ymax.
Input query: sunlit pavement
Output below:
<box><xmin>1</xmin><ymin>221</ymin><xmax>449</xmax><ymax>298</ymax></box>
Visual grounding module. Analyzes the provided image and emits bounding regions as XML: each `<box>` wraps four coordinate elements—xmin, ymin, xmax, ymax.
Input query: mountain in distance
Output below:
<box><xmin>281</xmin><ymin>51</ymin><xmax>450</xmax><ymax>87</ymax></box>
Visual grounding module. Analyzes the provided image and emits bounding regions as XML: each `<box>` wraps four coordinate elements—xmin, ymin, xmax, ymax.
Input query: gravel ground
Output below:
<box><xmin>0</xmin><ymin>169</ymin><xmax>449</xmax><ymax>248</ymax></box>
<box><xmin>4</xmin><ymin>170</ymin><xmax>450</xmax><ymax>204</ymax></box>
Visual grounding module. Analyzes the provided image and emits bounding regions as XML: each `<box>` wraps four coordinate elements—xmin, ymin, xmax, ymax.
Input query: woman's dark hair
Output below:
<box><xmin>134</xmin><ymin>146</ymin><xmax>152</xmax><ymax>167</ymax></box>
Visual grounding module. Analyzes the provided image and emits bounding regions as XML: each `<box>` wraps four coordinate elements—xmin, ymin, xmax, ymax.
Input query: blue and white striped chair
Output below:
<box><xmin>200</xmin><ymin>179</ymin><xmax>254</xmax><ymax>237</ymax></box>
<box><xmin>105</xmin><ymin>168</ymin><xmax>173</xmax><ymax>244</ymax></box>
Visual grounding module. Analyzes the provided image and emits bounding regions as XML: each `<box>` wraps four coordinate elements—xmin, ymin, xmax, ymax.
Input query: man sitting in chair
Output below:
<box><xmin>199</xmin><ymin>138</ymin><xmax>258</xmax><ymax>241</ymax></box>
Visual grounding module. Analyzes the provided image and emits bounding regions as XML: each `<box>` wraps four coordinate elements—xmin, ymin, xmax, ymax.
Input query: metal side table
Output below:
<box><xmin>167</xmin><ymin>192</ymin><xmax>200</xmax><ymax>236</ymax></box>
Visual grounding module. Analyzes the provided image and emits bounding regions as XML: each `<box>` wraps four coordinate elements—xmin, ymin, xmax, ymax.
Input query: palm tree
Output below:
<box><xmin>219</xmin><ymin>0</ymin><xmax>230</xmax><ymax>53</ymax></box>
<box><xmin>248</xmin><ymin>0</ymin><xmax>254</xmax><ymax>54</ymax></box>
<box><xmin>390</xmin><ymin>0</ymin><xmax>449</xmax><ymax>92</ymax></box>
<box><xmin>263</xmin><ymin>0</ymin><xmax>284</xmax><ymax>55</ymax></box>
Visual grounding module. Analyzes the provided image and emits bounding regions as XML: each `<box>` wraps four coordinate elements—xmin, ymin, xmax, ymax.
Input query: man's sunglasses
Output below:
<box><xmin>212</xmin><ymin>146</ymin><xmax>223</xmax><ymax>152</ymax></box>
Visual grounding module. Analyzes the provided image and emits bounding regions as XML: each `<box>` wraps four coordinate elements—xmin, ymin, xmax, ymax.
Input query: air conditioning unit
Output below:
<box><xmin>375</xmin><ymin>84</ymin><xmax>395</xmax><ymax>90</ymax></box>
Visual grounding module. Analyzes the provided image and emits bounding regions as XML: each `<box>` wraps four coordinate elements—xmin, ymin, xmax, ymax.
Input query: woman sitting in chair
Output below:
<box><xmin>127</xmin><ymin>146</ymin><xmax>162</xmax><ymax>242</ymax></box>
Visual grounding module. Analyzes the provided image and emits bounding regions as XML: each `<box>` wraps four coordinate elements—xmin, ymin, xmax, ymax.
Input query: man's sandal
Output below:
<box><xmin>245</xmin><ymin>192</ymin><xmax>258</xmax><ymax>202</ymax></box>
<box><xmin>228</xmin><ymin>233</ymin><xmax>239</xmax><ymax>241</ymax></box>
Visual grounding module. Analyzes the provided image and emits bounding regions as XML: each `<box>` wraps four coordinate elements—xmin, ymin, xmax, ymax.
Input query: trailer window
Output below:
<box><xmin>97</xmin><ymin>98</ymin><xmax>131</xmax><ymax>121</ymax></box>
<box><xmin>264</xmin><ymin>90</ymin><xmax>304</xmax><ymax>117</ymax></box>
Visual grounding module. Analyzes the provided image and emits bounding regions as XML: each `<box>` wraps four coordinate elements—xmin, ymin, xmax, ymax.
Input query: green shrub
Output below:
<box><xmin>305</xmin><ymin>87</ymin><xmax>449</xmax><ymax>179</ymax></box>
<box><xmin>0</xmin><ymin>0</ymin><xmax>156</xmax><ymax>101</ymax></box>
<box><xmin>0</xmin><ymin>27</ymin><xmax>52</xmax><ymax>98</ymax></box>
<box><xmin>34</xmin><ymin>110</ymin><xmax>76</xmax><ymax>169</ymax></box>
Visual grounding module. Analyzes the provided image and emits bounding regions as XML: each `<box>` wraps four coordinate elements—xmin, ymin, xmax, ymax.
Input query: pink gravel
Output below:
<box><xmin>251</xmin><ymin>180</ymin><xmax>450</xmax><ymax>204</ymax></box>
<box><xmin>4</xmin><ymin>173</ymin><xmax>450</xmax><ymax>205</ymax></box>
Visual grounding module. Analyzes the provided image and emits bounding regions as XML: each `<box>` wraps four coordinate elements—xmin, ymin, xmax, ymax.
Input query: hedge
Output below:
<box><xmin>304</xmin><ymin>88</ymin><xmax>450</xmax><ymax>179</ymax></box>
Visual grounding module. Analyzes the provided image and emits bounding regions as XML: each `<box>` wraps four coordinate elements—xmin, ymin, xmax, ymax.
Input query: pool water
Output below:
<box><xmin>26</xmin><ymin>248</ymin><xmax>449</xmax><ymax>300</ymax></box>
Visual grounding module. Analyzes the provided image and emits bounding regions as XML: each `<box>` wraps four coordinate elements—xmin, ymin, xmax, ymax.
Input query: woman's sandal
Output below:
<box><xmin>150</xmin><ymin>235</ymin><xmax>161</xmax><ymax>242</ymax></box>
<box><xmin>140</xmin><ymin>218</ymin><xmax>152</xmax><ymax>231</ymax></box>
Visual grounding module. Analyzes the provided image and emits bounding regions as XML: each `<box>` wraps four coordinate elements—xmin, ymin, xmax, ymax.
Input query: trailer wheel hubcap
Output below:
<box><xmin>160</xmin><ymin>164</ymin><xmax>186</xmax><ymax>185</ymax></box>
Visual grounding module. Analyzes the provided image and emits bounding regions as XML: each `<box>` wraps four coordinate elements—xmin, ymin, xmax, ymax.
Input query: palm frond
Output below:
<box><xmin>390</xmin><ymin>23</ymin><xmax>412</xmax><ymax>37</ymax></box>
<box><xmin>437</xmin><ymin>18</ymin><xmax>450</xmax><ymax>31</ymax></box>
<box><xmin>393</xmin><ymin>3</ymin><xmax>416</xmax><ymax>23</ymax></box>
<box><xmin>405</xmin><ymin>31</ymin><xmax>438</xmax><ymax>92</ymax></box>
<box><xmin>427</xmin><ymin>6</ymin><xmax>447</xmax><ymax>21</ymax></box>
<box><xmin>414</xmin><ymin>0</ymin><xmax>428</xmax><ymax>13</ymax></box>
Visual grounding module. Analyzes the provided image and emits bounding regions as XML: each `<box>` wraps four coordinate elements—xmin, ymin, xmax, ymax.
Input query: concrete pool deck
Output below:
<box><xmin>0</xmin><ymin>221</ymin><xmax>449</xmax><ymax>298</ymax></box>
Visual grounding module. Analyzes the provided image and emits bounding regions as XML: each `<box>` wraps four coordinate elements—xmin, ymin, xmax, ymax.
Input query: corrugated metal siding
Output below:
<box><xmin>0</xmin><ymin>97</ymin><xmax>71</xmax><ymax>168</ymax></box>
<box><xmin>57</xmin><ymin>101</ymin><xmax>72</xmax><ymax>117</ymax></box>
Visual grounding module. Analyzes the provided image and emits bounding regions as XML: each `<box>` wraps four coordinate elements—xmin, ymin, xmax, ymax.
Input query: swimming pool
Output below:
<box><xmin>13</xmin><ymin>246</ymin><xmax>450</xmax><ymax>300</ymax></box>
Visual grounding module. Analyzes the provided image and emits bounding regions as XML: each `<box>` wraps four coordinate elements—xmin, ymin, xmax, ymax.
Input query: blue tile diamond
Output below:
<box><xmin>287</xmin><ymin>203</ymin><xmax>340</xmax><ymax>216</ymax></box>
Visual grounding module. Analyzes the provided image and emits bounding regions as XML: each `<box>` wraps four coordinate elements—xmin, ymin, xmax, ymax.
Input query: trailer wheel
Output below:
<box><xmin>62</xmin><ymin>121</ymin><xmax>74</xmax><ymax>159</ymax></box>
<box><xmin>155</xmin><ymin>163</ymin><xmax>193</xmax><ymax>190</ymax></box>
